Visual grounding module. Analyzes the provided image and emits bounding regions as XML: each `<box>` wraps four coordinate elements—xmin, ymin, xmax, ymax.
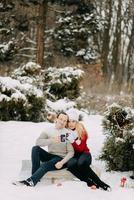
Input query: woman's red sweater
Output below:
<box><xmin>72</xmin><ymin>132</ymin><xmax>90</xmax><ymax>154</ymax></box>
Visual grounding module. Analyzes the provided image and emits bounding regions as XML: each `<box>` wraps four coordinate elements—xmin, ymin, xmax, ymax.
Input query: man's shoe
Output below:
<box><xmin>19</xmin><ymin>180</ymin><xmax>31</xmax><ymax>186</ymax></box>
<box><xmin>23</xmin><ymin>178</ymin><xmax>34</xmax><ymax>186</ymax></box>
<box><xmin>130</xmin><ymin>175</ymin><xmax>134</xmax><ymax>179</ymax></box>
<box><xmin>12</xmin><ymin>179</ymin><xmax>34</xmax><ymax>187</ymax></box>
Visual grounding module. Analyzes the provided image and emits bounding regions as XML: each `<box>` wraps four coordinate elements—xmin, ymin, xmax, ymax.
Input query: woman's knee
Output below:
<box><xmin>77</xmin><ymin>160</ymin><xmax>85</xmax><ymax>168</ymax></box>
<box><xmin>67</xmin><ymin>159</ymin><xmax>77</xmax><ymax>169</ymax></box>
<box><xmin>78</xmin><ymin>154</ymin><xmax>92</xmax><ymax>168</ymax></box>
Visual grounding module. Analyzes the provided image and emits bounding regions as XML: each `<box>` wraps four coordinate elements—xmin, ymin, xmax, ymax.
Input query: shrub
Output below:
<box><xmin>44</xmin><ymin>66</ymin><xmax>84</xmax><ymax>100</ymax></box>
<box><xmin>9</xmin><ymin>62</ymin><xmax>84</xmax><ymax>121</ymax></box>
<box><xmin>0</xmin><ymin>41</ymin><xmax>16</xmax><ymax>61</ymax></box>
<box><xmin>0</xmin><ymin>76</ymin><xmax>44</xmax><ymax>121</ymax></box>
<box><xmin>100</xmin><ymin>103</ymin><xmax>134</xmax><ymax>171</ymax></box>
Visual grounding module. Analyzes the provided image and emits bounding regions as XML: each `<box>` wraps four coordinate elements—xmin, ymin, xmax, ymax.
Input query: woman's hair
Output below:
<box><xmin>76</xmin><ymin>122</ymin><xmax>88</xmax><ymax>139</ymax></box>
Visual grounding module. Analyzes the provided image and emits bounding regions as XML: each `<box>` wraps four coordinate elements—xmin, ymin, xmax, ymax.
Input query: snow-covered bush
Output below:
<box><xmin>100</xmin><ymin>103</ymin><xmax>134</xmax><ymax>171</ymax></box>
<box><xmin>10</xmin><ymin>62</ymin><xmax>84</xmax><ymax>120</ymax></box>
<box><xmin>12</xmin><ymin>61</ymin><xmax>42</xmax><ymax>77</ymax></box>
<box><xmin>46</xmin><ymin>98</ymin><xmax>76</xmax><ymax>114</ymax></box>
<box><xmin>11</xmin><ymin>62</ymin><xmax>43</xmax><ymax>87</ymax></box>
<box><xmin>44</xmin><ymin>66</ymin><xmax>84</xmax><ymax>100</ymax></box>
<box><xmin>12</xmin><ymin>62</ymin><xmax>84</xmax><ymax>100</ymax></box>
<box><xmin>0</xmin><ymin>1</ymin><xmax>14</xmax><ymax>12</ymax></box>
<box><xmin>0</xmin><ymin>76</ymin><xmax>44</xmax><ymax>121</ymax></box>
<box><xmin>0</xmin><ymin>41</ymin><xmax>16</xmax><ymax>61</ymax></box>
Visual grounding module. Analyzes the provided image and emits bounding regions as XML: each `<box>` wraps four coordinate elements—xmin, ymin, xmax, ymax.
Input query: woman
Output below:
<box><xmin>66</xmin><ymin>108</ymin><xmax>111</xmax><ymax>191</ymax></box>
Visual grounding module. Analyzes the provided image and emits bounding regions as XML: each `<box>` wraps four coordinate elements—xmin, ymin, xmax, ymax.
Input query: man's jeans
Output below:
<box><xmin>30</xmin><ymin>146</ymin><xmax>63</xmax><ymax>185</ymax></box>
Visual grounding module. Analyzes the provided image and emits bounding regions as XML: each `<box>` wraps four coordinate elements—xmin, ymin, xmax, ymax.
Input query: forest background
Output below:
<box><xmin>0</xmin><ymin>0</ymin><xmax>134</xmax><ymax>113</ymax></box>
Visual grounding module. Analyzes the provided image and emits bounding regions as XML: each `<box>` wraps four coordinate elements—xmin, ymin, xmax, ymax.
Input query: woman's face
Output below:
<box><xmin>68</xmin><ymin>120</ymin><xmax>77</xmax><ymax>130</ymax></box>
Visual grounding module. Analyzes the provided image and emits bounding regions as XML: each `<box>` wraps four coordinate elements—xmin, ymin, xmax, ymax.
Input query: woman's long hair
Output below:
<box><xmin>76</xmin><ymin>122</ymin><xmax>88</xmax><ymax>139</ymax></box>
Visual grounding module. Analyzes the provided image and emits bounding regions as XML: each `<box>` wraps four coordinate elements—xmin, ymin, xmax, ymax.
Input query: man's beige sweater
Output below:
<box><xmin>36</xmin><ymin>123</ymin><xmax>74</xmax><ymax>164</ymax></box>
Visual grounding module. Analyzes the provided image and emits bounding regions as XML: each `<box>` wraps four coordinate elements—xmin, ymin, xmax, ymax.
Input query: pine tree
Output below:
<box><xmin>51</xmin><ymin>1</ymin><xmax>100</xmax><ymax>63</ymax></box>
<box><xmin>100</xmin><ymin>103</ymin><xmax>134</xmax><ymax>171</ymax></box>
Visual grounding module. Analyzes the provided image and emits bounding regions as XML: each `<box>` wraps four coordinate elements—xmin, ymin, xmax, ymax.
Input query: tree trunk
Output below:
<box><xmin>112</xmin><ymin>0</ymin><xmax>122</xmax><ymax>86</ymax></box>
<box><xmin>36</xmin><ymin>1</ymin><xmax>48</xmax><ymax>68</ymax></box>
<box><xmin>101</xmin><ymin>0</ymin><xmax>112</xmax><ymax>80</ymax></box>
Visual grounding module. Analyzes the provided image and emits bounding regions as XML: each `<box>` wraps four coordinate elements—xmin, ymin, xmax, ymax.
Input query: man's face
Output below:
<box><xmin>55</xmin><ymin>113</ymin><xmax>68</xmax><ymax>129</ymax></box>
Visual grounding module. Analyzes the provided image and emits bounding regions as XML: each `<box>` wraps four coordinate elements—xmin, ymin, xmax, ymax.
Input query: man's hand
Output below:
<box><xmin>55</xmin><ymin>161</ymin><xmax>64</xmax><ymax>169</ymax></box>
<box><xmin>51</xmin><ymin>136</ymin><xmax>60</xmax><ymax>143</ymax></box>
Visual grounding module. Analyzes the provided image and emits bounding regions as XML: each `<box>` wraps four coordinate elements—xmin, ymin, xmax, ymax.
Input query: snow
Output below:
<box><xmin>76</xmin><ymin>49</ymin><xmax>86</xmax><ymax>56</ymax></box>
<box><xmin>46</xmin><ymin>67</ymin><xmax>84</xmax><ymax>79</ymax></box>
<box><xmin>0</xmin><ymin>41</ymin><xmax>13</xmax><ymax>53</ymax></box>
<box><xmin>0</xmin><ymin>76</ymin><xmax>43</xmax><ymax>99</ymax></box>
<box><xmin>46</xmin><ymin>99</ymin><xmax>76</xmax><ymax>112</ymax></box>
<box><xmin>0</xmin><ymin>114</ymin><xmax>133</xmax><ymax>200</ymax></box>
<box><xmin>83</xmin><ymin>15</ymin><xmax>92</xmax><ymax>21</ymax></box>
<box><xmin>115</xmin><ymin>137</ymin><xmax>125</xmax><ymax>143</ymax></box>
<box><xmin>11</xmin><ymin>91</ymin><xmax>27</xmax><ymax>101</ymax></box>
<box><xmin>0</xmin><ymin>99</ymin><xmax>134</xmax><ymax>200</ymax></box>
<box><xmin>12</xmin><ymin>62</ymin><xmax>41</xmax><ymax>77</ymax></box>
<box><xmin>0</xmin><ymin>94</ymin><xmax>10</xmax><ymax>101</ymax></box>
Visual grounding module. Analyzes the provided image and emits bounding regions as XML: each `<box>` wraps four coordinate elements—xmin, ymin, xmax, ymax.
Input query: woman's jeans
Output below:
<box><xmin>67</xmin><ymin>152</ymin><xmax>108</xmax><ymax>188</ymax></box>
<box><xmin>67</xmin><ymin>153</ymin><xmax>93</xmax><ymax>185</ymax></box>
<box><xmin>29</xmin><ymin>146</ymin><xmax>63</xmax><ymax>185</ymax></box>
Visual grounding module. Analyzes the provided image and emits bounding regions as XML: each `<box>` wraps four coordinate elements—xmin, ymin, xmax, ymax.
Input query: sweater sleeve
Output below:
<box><xmin>36</xmin><ymin>131</ymin><xmax>53</xmax><ymax>147</ymax></box>
<box><xmin>72</xmin><ymin>134</ymin><xmax>88</xmax><ymax>152</ymax></box>
<box><xmin>60</xmin><ymin>142</ymin><xmax>74</xmax><ymax>164</ymax></box>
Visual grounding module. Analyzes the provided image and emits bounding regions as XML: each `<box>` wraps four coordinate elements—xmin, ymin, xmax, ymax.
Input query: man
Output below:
<box><xmin>14</xmin><ymin>112</ymin><xmax>74</xmax><ymax>186</ymax></box>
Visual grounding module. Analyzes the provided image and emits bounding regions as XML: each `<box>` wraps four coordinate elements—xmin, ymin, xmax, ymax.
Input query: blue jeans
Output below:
<box><xmin>67</xmin><ymin>153</ymin><xmax>93</xmax><ymax>185</ymax></box>
<box><xmin>30</xmin><ymin>146</ymin><xmax>63</xmax><ymax>185</ymax></box>
<box><xmin>67</xmin><ymin>152</ymin><xmax>108</xmax><ymax>188</ymax></box>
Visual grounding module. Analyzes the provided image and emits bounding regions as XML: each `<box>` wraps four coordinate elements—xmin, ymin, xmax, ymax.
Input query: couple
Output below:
<box><xmin>15</xmin><ymin>109</ymin><xmax>111</xmax><ymax>191</ymax></box>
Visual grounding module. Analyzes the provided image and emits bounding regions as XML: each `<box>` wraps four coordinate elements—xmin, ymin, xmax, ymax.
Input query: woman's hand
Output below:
<box><xmin>75</xmin><ymin>139</ymin><xmax>81</xmax><ymax>145</ymax></box>
<box><xmin>55</xmin><ymin>161</ymin><xmax>64</xmax><ymax>169</ymax></box>
<box><xmin>68</xmin><ymin>132</ymin><xmax>78</xmax><ymax>143</ymax></box>
<box><xmin>68</xmin><ymin>133</ymin><xmax>75</xmax><ymax>143</ymax></box>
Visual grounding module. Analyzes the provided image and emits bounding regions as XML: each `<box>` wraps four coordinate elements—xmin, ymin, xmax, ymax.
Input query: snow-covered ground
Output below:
<box><xmin>0</xmin><ymin>115</ymin><xmax>133</xmax><ymax>200</ymax></box>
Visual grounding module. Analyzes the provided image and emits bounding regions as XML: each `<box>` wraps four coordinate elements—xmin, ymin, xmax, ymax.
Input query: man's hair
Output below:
<box><xmin>57</xmin><ymin>112</ymin><xmax>69</xmax><ymax>121</ymax></box>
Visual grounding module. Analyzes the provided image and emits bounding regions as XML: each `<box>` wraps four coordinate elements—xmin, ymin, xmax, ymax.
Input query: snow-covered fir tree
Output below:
<box><xmin>100</xmin><ymin>103</ymin><xmax>134</xmax><ymax>171</ymax></box>
<box><xmin>44</xmin><ymin>66</ymin><xmax>83</xmax><ymax>100</ymax></box>
<box><xmin>51</xmin><ymin>1</ymin><xmax>101</xmax><ymax>63</ymax></box>
<box><xmin>0</xmin><ymin>76</ymin><xmax>44</xmax><ymax>121</ymax></box>
<box><xmin>12</xmin><ymin>61</ymin><xmax>84</xmax><ymax>101</ymax></box>
<box><xmin>0</xmin><ymin>41</ymin><xmax>16</xmax><ymax>61</ymax></box>
<box><xmin>0</xmin><ymin>61</ymin><xmax>84</xmax><ymax>121</ymax></box>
